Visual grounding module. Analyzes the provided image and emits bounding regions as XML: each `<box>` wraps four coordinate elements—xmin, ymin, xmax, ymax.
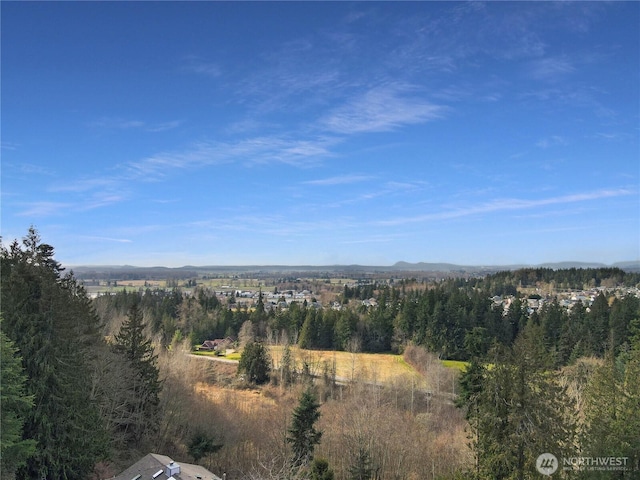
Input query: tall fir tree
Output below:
<box><xmin>280</xmin><ymin>342</ymin><xmax>294</xmax><ymax>387</ymax></box>
<box><xmin>0</xmin><ymin>228</ymin><xmax>108</xmax><ymax>479</ymax></box>
<box><xmin>581</xmin><ymin>319</ymin><xmax>640</xmax><ymax>477</ymax></box>
<box><xmin>469</xmin><ymin>330</ymin><xmax>576</xmax><ymax>479</ymax></box>
<box><xmin>112</xmin><ymin>300</ymin><xmax>162</xmax><ymax>445</ymax></box>
<box><xmin>298</xmin><ymin>310</ymin><xmax>318</xmax><ymax>349</ymax></box>
<box><xmin>347</xmin><ymin>445</ymin><xmax>373</xmax><ymax>480</ymax></box>
<box><xmin>287</xmin><ymin>387</ymin><xmax>322</xmax><ymax>467</ymax></box>
<box><xmin>238</xmin><ymin>341</ymin><xmax>271</xmax><ymax>385</ymax></box>
<box><xmin>0</xmin><ymin>323</ymin><xmax>36</xmax><ymax>479</ymax></box>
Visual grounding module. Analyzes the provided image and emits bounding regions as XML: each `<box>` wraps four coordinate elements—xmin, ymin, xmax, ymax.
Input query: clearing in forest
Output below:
<box><xmin>268</xmin><ymin>345</ymin><xmax>427</xmax><ymax>388</ymax></box>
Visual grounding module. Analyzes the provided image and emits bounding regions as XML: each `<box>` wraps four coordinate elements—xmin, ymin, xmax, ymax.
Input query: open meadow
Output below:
<box><xmin>268</xmin><ymin>345</ymin><xmax>427</xmax><ymax>387</ymax></box>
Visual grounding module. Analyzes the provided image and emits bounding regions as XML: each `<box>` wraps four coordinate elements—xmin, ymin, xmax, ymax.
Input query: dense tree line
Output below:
<box><xmin>0</xmin><ymin>229</ymin><xmax>161</xmax><ymax>478</ymax></box>
<box><xmin>483</xmin><ymin>267</ymin><xmax>640</xmax><ymax>290</ymax></box>
<box><xmin>0</xmin><ymin>230</ymin><xmax>108</xmax><ymax>479</ymax></box>
<box><xmin>456</xmin><ymin>310</ymin><xmax>640</xmax><ymax>478</ymax></box>
<box><xmin>92</xmin><ymin>267</ymin><xmax>639</xmax><ymax>372</ymax></box>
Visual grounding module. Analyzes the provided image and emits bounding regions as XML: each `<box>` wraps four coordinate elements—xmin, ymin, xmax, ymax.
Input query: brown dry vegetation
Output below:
<box><xmin>145</xmin><ymin>342</ymin><xmax>472</xmax><ymax>480</ymax></box>
<box><xmin>269</xmin><ymin>345</ymin><xmax>426</xmax><ymax>387</ymax></box>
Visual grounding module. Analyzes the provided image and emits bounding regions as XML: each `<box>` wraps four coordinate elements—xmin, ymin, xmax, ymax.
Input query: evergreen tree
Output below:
<box><xmin>112</xmin><ymin>300</ymin><xmax>162</xmax><ymax>445</ymax></box>
<box><xmin>238</xmin><ymin>341</ymin><xmax>271</xmax><ymax>384</ymax></box>
<box><xmin>0</xmin><ymin>324</ymin><xmax>36</xmax><ymax>479</ymax></box>
<box><xmin>585</xmin><ymin>292</ymin><xmax>610</xmax><ymax>356</ymax></box>
<box><xmin>582</xmin><ymin>321</ymin><xmax>640</xmax><ymax>477</ymax></box>
<box><xmin>287</xmin><ymin>387</ymin><xmax>322</xmax><ymax>466</ymax></box>
<box><xmin>470</xmin><ymin>332</ymin><xmax>576</xmax><ymax>479</ymax></box>
<box><xmin>298</xmin><ymin>310</ymin><xmax>318</xmax><ymax>349</ymax></box>
<box><xmin>280</xmin><ymin>342</ymin><xmax>294</xmax><ymax>387</ymax></box>
<box><xmin>456</xmin><ymin>355</ymin><xmax>487</xmax><ymax>478</ymax></box>
<box><xmin>187</xmin><ymin>430</ymin><xmax>223</xmax><ymax>463</ymax></box>
<box><xmin>348</xmin><ymin>445</ymin><xmax>373</xmax><ymax>480</ymax></box>
<box><xmin>609</xmin><ymin>295</ymin><xmax>639</xmax><ymax>355</ymax></box>
<box><xmin>0</xmin><ymin>228</ymin><xmax>108</xmax><ymax>479</ymax></box>
<box><xmin>252</xmin><ymin>290</ymin><xmax>266</xmax><ymax>322</ymax></box>
<box><xmin>310</xmin><ymin>458</ymin><xmax>335</xmax><ymax>480</ymax></box>
<box><xmin>335</xmin><ymin>309</ymin><xmax>357</xmax><ymax>351</ymax></box>
<box><xmin>505</xmin><ymin>296</ymin><xmax>527</xmax><ymax>343</ymax></box>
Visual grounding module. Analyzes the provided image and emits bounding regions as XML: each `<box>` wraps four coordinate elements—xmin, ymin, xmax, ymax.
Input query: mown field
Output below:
<box><xmin>268</xmin><ymin>345</ymin><xmax>428</xmax><ymax>387</ymax></box>
<box><xmin>195</xmin><ymin>344</ymin><xmax>466</xmax><ymax>391</ymax></box>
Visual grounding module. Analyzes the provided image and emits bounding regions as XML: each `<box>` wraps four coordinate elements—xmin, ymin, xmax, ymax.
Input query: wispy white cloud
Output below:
<box><xmin>90</xmin><ymin>117</ymin><xmax>182</xmax><ymax>132</ymax></box>
<box><xmin>529</xmin><ymin>56</ymin><xmax>575</xmax><ymax>81</ymax></box>
<box><xmin>320</xmin><ymin>84</ymin><xmax>445</xmax><ymax>134</ymax></box>
<box><xmin>146</xmin><ymin>120</ymin><xmax>184</xmax><ymax>132</ymax></box>
<box><xmin>90</xmin><ymin>117</ymin><xmax>145</xmax><ymax>129</ymax></box>
<box><xmin>15</xmin><ymin>192</ymin><xmax>126</xmax><ymax>218</ymax></box>
<box><xmin>49</xmin><ymin>177</ymin><xmax>120</xmax><ymax>193</ymax></box>
<box><xmin>224</xmin><ymin>119</ymin><xmax>280</xmax><ymax>135</ymax></box>
<box><xmin>79</xmin><ymin>194</ymin><xmax>127</xmax><ymax>211</ymax></box>
<box><xmin>339</xmin><ymin>233</ymin><xmax>406</xmax><ymax>245</ymax></box>
<box><xmin>1</xmin><ymin>142</ymin><xmax>20</xmax><ymax>151</ymax></box>
<box><xmin>376</xmin><ymin>188</ymin><xmax>635</xmax><ymax>226</ymax></box>
<box><xmin>212</xmin><ymin>135</ymin><xmax>338</xmax><ymax>167</ymax></box>
<box><xmin>1</xmin><ymin>161</ymin><xmax>56</xmax><ymax>177</ymax></box>
<box><xmin>77</xmin><ymin>235</ymin><xmax>132</xmax><ymax>244</ymax></box>
<box><xmin>536</xmin><ymin>135</ymin><xmax>568</xmax><ymax>149</ymax></box>
<box><xmin>385</xmin><ymin>180</ymin><xmax>428</xmax><ymax>192</ymax></box>
<box><xmin>122</xmin><ymin>135</ymin><xmax>338</xmax><ymax>182</ymax></box>
<box><xmin>593</xmin><ymin>132</ymin><xmax>632</xmax><ymax>142</ymax></box>
<box><xmin>182</xmin><ymin>55</ymin><xmax>222</xmax><ymax>77</ymax></box>
<box><xmin>303</xmin><ymin>174</ymin><xmax>374</xmax><ymax>186</ymax></box>
<box><xmin>315</xmin><ymin>180</ymin><xmax>427</xmax><ymax>209</ymax></box>
<box><xmin>123</xmin><ymin>143</ymin><xmax>221</xmax><ymax>180</ymax></box>
<box><xmin>16</xmin><ymin>201</ymin><xmax>72</xmax><ymax>217</ymax></box>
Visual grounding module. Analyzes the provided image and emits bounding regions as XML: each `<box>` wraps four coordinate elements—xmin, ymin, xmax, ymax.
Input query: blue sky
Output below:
<box><xmin>2</xmin><ymin>1</ymin><xmax>638</xmax><ymax>267</ymax></box>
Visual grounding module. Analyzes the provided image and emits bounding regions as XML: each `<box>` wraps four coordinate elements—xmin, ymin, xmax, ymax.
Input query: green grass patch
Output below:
<box><xmin>441</xmin><ymin>360</ymin><xmax>469</xmax><ymax>372</ymax></box>
<box><xmin>192</xmin><ymin>350</ymin><xmax>220</xmax><ymax>357</ymax></box>
<box><xmin>192</xmin><ymin>349</ymin><xmax>242</xmax><ymax>360</ymax></box>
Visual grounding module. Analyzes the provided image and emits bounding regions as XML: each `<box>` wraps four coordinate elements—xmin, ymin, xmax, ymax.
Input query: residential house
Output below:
<box><xmin>199</xmin><ymin>337</ymin><xmax>234</xmax><ymax>352</ymax></box>
<box><xmin>112</xmin><ymin>453</ymin><xmax>222</xmax><ymax>480</ymax></box>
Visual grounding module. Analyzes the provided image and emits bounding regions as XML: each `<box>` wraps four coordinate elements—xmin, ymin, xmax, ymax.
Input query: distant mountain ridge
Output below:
<box><xmin>68</xmin><ymin>260</ymin><xmax>640</xmax><ymax>276</ymax></box>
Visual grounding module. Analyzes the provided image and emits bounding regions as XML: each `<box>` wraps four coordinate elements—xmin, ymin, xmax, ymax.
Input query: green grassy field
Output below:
<box><xmin>192</xmin><ymin>349</ymin><xmax>242</xmax><ymax>360</ymax></box>
<box><xmin>441</xmin><ymin>360</ymin><xmax>469</xmax><ymax>371</ymax></box>
<box><xmin>191</xmin><ymin>350</ymin><xmax>221</xmax><ymax>357</ymax></box>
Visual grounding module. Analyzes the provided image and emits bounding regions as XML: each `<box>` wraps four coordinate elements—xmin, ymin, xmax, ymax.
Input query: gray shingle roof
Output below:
<box><xmin>113</xmin><ymin>453</ymin><xmax>222</xmax><ymax>480</ymax></box>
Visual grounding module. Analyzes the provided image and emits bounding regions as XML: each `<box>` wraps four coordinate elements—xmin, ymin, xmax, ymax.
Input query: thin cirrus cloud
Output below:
<box><xmin>41</xmin><ymin>134</ymin><xmax>339</xmax><ymax>212</ymax></box>
<box><xmin>77</xmin><ymin>235</ymin><xmax>133</xmax><ymax>244</ymax></box>
<box><xmin>182</xmin><ymin>55</ymin><xmax>222</xmax><ymax>77</ymax></box>
<box><xmin>78</xmin><ymin>194</ymin><xmax>127</xmax><ymax>211</ymax></box>
<box><xmin>123</xmin><ymin>135</ymin><xmax>338</xmax><ymax>181</ymax></box>
<box><xmin>375</xmin><ymin>188</ymin><xmax>634</xmax><ymax>226</ymax></box>
<box><xmin>16</xmin><ymin>201</ymin><xmax>72</xmax><ymax>217</ymax></box>
<box><xmin>536</xmin><ymin>135</ymin><xmax>568</xmax><ymax>149</ymax></box>
<box><xmin>48</xmin><ymin>177</ymin><xmax>121</xmax><ymax>193</ymax></box>
<box><xmin>320</xmin><ymin>84</ymin><xmax>445</xmax><ymax>134</ymax></box>
<box><xmin>17</xmin><ymin>193</ymin><xmax>126</xmax><ymax>217</ymax></box>
<box><xmin>528</xmin><ymin>56</ymin><xmax>576</xmax><ymax>81</ymax></box>
<box><xmin>303</xmin><ymin>174</ymin><xmax>374</xmax><ymax>186</ymax></box>
<box><xmin>90</xmin><ymin>117</ymin><xmax>183</xmax><ymax>132</ymax></box>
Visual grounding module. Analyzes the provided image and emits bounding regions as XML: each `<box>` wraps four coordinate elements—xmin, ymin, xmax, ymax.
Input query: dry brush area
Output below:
<box><xmin>147</xmin><ymin>342</ymin><xmax>472</xmax><ymax>479</ymax></box>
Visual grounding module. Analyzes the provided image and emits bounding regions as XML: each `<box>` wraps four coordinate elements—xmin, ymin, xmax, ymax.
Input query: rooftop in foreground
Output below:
<box><xmin>112</xmin><ymin>453</ymin><xmax>222</xmax><ymax>480</ymax></box>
